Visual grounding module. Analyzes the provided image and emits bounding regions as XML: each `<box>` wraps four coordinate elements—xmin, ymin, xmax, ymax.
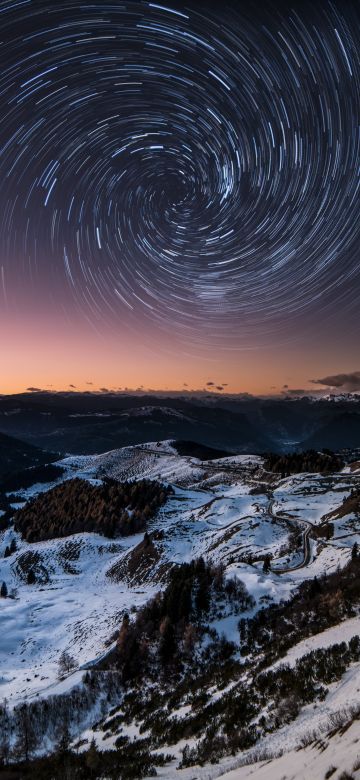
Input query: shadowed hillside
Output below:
<box><xmin>0</xmin><ymin>432</ymin><xmax>58</xmax><ymax>481</ymax></box>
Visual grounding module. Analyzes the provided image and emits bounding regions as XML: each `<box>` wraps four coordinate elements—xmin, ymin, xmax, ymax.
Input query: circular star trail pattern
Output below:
<box><xmin>0</xmin><ymin>0</ymin><xmax>359</xmax><ymax>349</ymax></box>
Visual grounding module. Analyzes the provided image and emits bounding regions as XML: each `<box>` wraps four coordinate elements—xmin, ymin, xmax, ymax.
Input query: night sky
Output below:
<box><xmin>0</xmin><ymin>0</ymin><xmax>359</xmax><ymax>395</ymax></box>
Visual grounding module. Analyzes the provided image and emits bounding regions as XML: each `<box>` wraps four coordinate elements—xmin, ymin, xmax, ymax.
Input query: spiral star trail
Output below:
<box><xmin>0</xmin><ymin>0</ymin><xmax>359</xmax><ymax>393</ymax></box>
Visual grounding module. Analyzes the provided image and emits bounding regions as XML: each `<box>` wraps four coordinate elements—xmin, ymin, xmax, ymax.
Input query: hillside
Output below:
<box><xmin>171</xmin><ymin>440</ymin><xmax>232</xmax><ymax>460</ymax></box>
<box><xmin>302</xmin><ymin>412</ymin><xmax>360</xmax><ymax>450</ymax></box>
<box><xmin>0</xmin><ymin>440</ymin><xmax>359</xmax><ymax>777</ymax></box>
<box><xmin>0</xmin><ymin>431</ymin><xmax>58</xmax><ymax>481</ymax></box>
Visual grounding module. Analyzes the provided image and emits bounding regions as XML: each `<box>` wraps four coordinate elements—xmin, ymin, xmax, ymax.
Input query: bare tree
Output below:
<box><xmin>58</xmin><ymin>650</ymin><xmax>77</xmax><ymax>678</ymax></box>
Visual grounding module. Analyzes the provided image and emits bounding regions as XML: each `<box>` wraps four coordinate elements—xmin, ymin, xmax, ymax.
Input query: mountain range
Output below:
<box><xmin>0</xmin><ymin>391</ymin><xmax>359</xmax><ymax>455</ymax></box>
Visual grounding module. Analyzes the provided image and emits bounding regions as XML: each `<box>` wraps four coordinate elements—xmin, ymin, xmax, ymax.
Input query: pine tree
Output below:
<box><xmin>195</xmin><ymin>574</ymin><xmax>210</xmax><ymax>614</ymax></box>
<box><xmin>55</xmin><ymin>718</ymin><xmax>71</xmax><ymax>755</ymax></box>
<box><xmin>159</xmin><ymin>617</ymin><xmax>176</xmax><ymax>665</ymax></box>
<box><xmin>263</xmin><ymin>554</ymin><xmax>272</xmax><ymax>573</ymax></box>
<box><xmin>117</xmin><ymin>612</ymin><xmax>130</xmax><ymax>654</ymax></box>
<box><xmin>0</xmin><ymin>582</ymin><xmax>7</xmax><ymax>598</ymax></box>
<box><xmin>309</xmin><ymin>576</ymin><xmax>322</xmax><ymax>598</ymax></box>
<box><xmin>352</xmin><ymin>541</ymin><xmax>359</xmax><ymax>560</ymax></box>
<box><xmin>183</xmin><ymin>623</ymin><xmax>197</xmax><ymax>655</ymax></box>
<box><xmin>85</xmin><ymin>737</ymin><xmax>100</xmax><ymax>776</ymax></box>
<box><xmin>178</xmin><ymin>582</ymin><xmax>192</xmax><ymax>620</ymax></box>
<box><xmin>0</xmin><ymin>699</ymin><xmax>10</xmax><ymax>767</ymax></box>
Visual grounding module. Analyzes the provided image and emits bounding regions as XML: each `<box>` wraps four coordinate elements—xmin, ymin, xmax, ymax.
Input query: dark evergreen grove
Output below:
<box><xmin>14</xmin><ymin>477</ymin><xmax>172</xmax><ymax>541</ymax></box>
<box><xmin>110</xmin><ymin>557</ymin><xmax>255</xmax><ymax>683</ymax></box>
<box><xmin>263</xmin><ymin>449</ymin><xmax>343</xmax><ymax>476</ymax></box>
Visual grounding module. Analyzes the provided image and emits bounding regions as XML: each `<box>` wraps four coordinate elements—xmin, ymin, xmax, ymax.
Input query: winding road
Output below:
<box><xmin>268</xmin><ymin>497</ymin><xmax>313</xmax><ymax>573</ymax></box>
<box><xmin>136</xmin><ymin>446</ymin><xmax>316</xmax><ymax>574</ymax></box>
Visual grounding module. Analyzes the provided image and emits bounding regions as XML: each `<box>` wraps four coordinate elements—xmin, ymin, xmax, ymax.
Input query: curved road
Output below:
<box><xmin>268</xmin><ymin>497</ymin><xmax>313</xmax><ymax>573</ymax></box>
<box><xmin>136</xmin><ymin>446</ymin><xmax>314</xmax><ymax>574</ymax></box>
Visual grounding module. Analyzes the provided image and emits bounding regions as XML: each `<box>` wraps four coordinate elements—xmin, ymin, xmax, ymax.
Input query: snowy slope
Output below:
<box><xmin>217</xmin><ymin>719</ymin><xmax>360</xmax><ymax>780</ymax></box>
<box><xmin>0</xmin><ymin>528</ymin><xmax>159</xmax><ymax>704</ymax></box>
<box><xmin>1</xmin><ymin>443</ymin><xmax>359</xmax><ymax>707</ymax></box>
<box><xmin>1</xmin><ymin>440</ymin><xmax>360</xmax><ymax>776</ymax></box>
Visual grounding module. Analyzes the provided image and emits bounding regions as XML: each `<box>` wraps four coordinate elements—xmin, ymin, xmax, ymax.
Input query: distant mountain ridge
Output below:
<box><xmin>0</xmin><ymin>391</ymin><xmax>359</xmax><ymax>454</ymax></box>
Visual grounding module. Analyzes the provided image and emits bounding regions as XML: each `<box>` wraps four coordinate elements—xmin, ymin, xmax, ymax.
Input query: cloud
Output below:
<box><xmin>86</xmin><ymin>381</ymin><xmax>93</xmax><ymax>385</ymax></box>
<box><xmin>69</xmin><ymin>384</ymin><xmax>76</xmax><ymax>389</ymax></box>
<box><xmin>310</xmin><ymin>371</ymin><xmax>360</xmax><ymax>392</ymax></box>
<box><xmin>99</xmin><ymin>387</ymin><xmax>110</xmax><ymax>393</ymax></box>
<box><xmin>283</xmin><ymin>384</ymin><xmax>288</xmax><ymax>389</ymax></box>
<box><xmin>281</xmin><ymin>388</ymin><xmax>308</xmax><ymax>396</ymax></box>
<box><xmin>205</xmin><ymin>380</ymin><xmax>228</xmax><ymax>391</ymax></box>
<box><xmin>26</xmin><ymin>387</ymin><xmax>43</xmax><ymax>392</ymax></box>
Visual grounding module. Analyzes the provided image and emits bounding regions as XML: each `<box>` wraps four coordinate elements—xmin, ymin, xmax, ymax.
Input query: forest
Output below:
<box><xmin>14</xmin><ymin>477</ymin><xmax>172</xmax><ymax>542</ymax></box>
<box><xmin>263</xmin><ymin>449</ymin><xmax>344</xmax><ymax>475</ymax></box>
<box><xmin>108</xmin><ymin>556</ymin><xmax>255</xmax><ymax>682</ymax></box>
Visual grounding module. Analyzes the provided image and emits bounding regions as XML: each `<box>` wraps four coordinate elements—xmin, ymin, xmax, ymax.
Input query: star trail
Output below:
<box><xmin>0</xmin><ymin>0</ymin><xmax>359</xmax><ymax>392</ymax></box>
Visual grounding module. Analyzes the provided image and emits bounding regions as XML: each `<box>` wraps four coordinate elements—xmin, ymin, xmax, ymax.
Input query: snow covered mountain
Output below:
<box><xmin>0</xmin><ymin>440</ymin><xmax>360</xmax><ymax>778</ymax></box>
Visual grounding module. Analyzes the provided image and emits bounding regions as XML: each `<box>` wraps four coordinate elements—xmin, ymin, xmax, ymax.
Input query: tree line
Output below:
<box><xmin>263</xmin><ymin>449</ymin><xmax>344</xmax><ymax>476</ymax></box>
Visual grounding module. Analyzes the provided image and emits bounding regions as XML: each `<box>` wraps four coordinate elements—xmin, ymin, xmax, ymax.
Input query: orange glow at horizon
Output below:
<box><xmin>1</xmin><ymin>306</ymin><xmax>359</xmax><ymax>397</ymax></box>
